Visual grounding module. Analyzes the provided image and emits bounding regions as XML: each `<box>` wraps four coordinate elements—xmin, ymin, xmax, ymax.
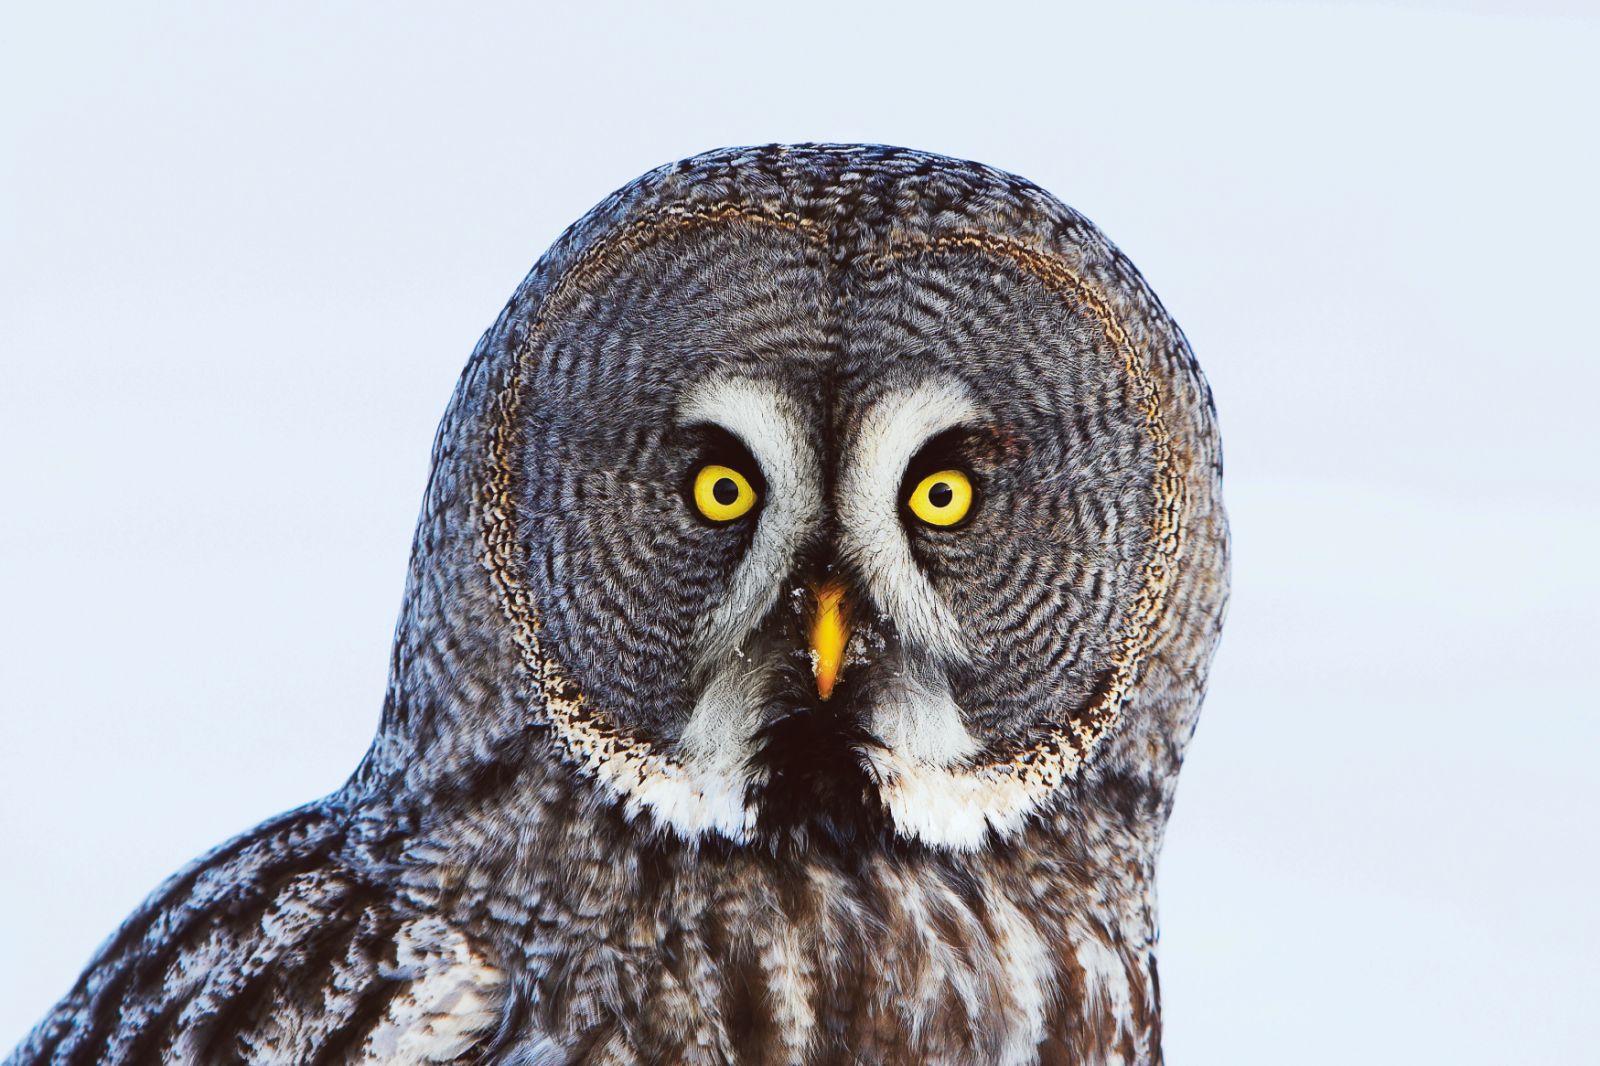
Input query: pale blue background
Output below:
<box><xmin>3</xmin><ymin>1</ymin><xmax>1596</xmax><ymax>1061</ymax></box>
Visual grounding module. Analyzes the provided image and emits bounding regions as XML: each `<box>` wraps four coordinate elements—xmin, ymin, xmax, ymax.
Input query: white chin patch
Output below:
<box><xmin>866</xmin><ymin>671</ymin><xmax>1051</xmax><ymax>851</ymax></box>
<box><xmin>627</xmin><ymin>651</ymin><xmax>767</xmax><ymax>842</ymax></box>
<box><xmin>618</xmin><ymin>630</ymin><xmax>1054</xmax><ymax>850</ymax></box>
<box><xmin>871</xmin><ymin>756</ymin><xmax>1050</xmax><ymax>851</ymax></box>
<box><xmin>625</xmin><ymin>765</ymin><xmax>755</xmax><ymax>843</ymax></box>
<box><xmin>869</xmin><ymin>668</ymin><xmax>980</xmax><ymax>769</ymax></box>
<box><xmin>627</xmin><ymin>660</ymin><xmax>1052</xmax><ymax>852</ymax></box>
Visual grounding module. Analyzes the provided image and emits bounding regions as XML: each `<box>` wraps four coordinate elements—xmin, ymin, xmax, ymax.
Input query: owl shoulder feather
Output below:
<box><xmin>5</xmin><ymin>801</ymin><xmax>510</xmax><ymax>1066</ymax></box>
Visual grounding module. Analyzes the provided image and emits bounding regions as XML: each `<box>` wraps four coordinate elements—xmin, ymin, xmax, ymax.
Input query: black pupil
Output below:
<box><xmin>712</xmin><ymin>477</ymin><xmax>740</xmax><ymax>506</ymax></box>
<box><xmin>928</xmin><ymin>482</ymin><xmax>954</xmax><ymax>508</ymax></box>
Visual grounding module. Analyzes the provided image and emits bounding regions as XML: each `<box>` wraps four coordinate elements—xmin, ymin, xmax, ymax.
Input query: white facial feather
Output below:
<box><xmin>678</xmin><ymin>376</ymin><xmax>821</xmax><ymax>669</ymax></box>
<box><xmin>836</xmin><ymin>379</ymin><xmax>979</xmax><ymax>663</ymax></box>
<box><xmin>872</xmin><ymin>755</ymin><xmax>1050</xmax><ymax>850</ymax></box>
<box><xmin>869</xmin><ymin>668</ymin><xmax>979</xmax><ymax>769</ymax></box>
<box><xmin>652</xmin><ymin>648</ymin><xmax>776</xmax><ymax>837</ymax></box>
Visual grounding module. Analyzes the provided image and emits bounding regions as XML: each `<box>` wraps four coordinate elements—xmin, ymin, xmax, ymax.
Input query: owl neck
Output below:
<box><xmin>385</xmin><ymin>748</ymin><xmax>1168</xmax><ymax>1064</ymax></box>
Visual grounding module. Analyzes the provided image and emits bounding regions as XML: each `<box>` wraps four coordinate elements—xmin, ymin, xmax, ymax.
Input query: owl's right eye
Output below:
<box><xmin>692</xmin><ymin>464</ymin><xmax>758</xmax><ymax>522</ymax></box>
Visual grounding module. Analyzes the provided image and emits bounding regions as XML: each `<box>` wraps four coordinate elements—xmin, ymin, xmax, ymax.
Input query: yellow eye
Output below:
<box><xmin>693</xmin><ymin>464</ymin><xmax>758</xmax><ymax>522</ymax></box>
<box><xmin>907</xmin><ymin>469</ymin><xmax>974</xmax><ymax>527</ymax></box>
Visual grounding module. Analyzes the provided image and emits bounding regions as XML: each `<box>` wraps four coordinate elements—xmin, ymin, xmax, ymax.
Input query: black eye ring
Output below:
<box><xmin>681</xmin><ymin>424</ymin><xmax>766</xmax><ymax>526</ymax></box>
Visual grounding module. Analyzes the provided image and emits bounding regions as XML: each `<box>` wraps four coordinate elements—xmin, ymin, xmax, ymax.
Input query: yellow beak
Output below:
<box><xmin>809</xmin><ymin>579</ymin><xmax>851</xmax><ymax>701</ymax></box>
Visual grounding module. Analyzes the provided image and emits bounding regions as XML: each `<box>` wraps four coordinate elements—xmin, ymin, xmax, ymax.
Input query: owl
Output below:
<box><xmin>7</xmin><ymin>144</ymin><xmax>1228</xmax><ymax>1065</ymax></box>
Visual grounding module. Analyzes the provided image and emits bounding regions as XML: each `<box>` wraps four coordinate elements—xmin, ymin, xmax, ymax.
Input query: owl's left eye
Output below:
<box><xmin>692</xmin><ymin>464</ymin><xmax>758</xmax><ymax>522</ymax></box>
<box><xmin>907</xmin><ymin>469</ymin><xmax>974</xmax><ymax>527</ymax></box>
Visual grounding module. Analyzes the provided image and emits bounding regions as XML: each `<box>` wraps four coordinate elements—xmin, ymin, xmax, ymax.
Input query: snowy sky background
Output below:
<box><xmin>3</xmin><ymin>1</ymin><xmax>1597</xmax><ymax>1061</ymax></box>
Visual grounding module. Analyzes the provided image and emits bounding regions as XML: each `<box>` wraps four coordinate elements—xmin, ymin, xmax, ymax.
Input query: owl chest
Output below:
<box><xmin>520</xmin><ymin>876</ymin><xmax>1075</xmax><ymax>1065</ymax></box>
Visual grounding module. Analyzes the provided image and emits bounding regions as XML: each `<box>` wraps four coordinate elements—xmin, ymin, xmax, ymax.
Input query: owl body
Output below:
<box><xmin>8</xmin><ymin>145</ymin><xmax>1227</xmax><ymax>1065</ymax></box>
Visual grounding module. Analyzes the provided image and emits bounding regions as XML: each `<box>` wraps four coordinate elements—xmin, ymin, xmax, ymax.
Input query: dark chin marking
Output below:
<box><xmin>745</xmin><ymin>666</ymin><xmax>895</xmax><ymax>859</ymax></box>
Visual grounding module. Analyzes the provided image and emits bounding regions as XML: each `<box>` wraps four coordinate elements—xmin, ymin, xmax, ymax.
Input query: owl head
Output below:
<box><xmin>365</xmin><ymin>145</ymin><xmax>1228</xmax><ymax>859</ymax></box>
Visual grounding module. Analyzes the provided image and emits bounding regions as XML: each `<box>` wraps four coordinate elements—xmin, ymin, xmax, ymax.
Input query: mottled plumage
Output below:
<box><xmin>8</xmin><ymin>144</ymin><xmax>1228</xmax><ymax>1065</ymax></box>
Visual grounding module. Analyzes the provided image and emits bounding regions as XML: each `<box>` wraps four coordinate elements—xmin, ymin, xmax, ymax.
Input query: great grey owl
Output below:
<box><xmin>7</xmin><ymin>144</ymin><xmax>1229</xmax><ymax>1065</ymax></box>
